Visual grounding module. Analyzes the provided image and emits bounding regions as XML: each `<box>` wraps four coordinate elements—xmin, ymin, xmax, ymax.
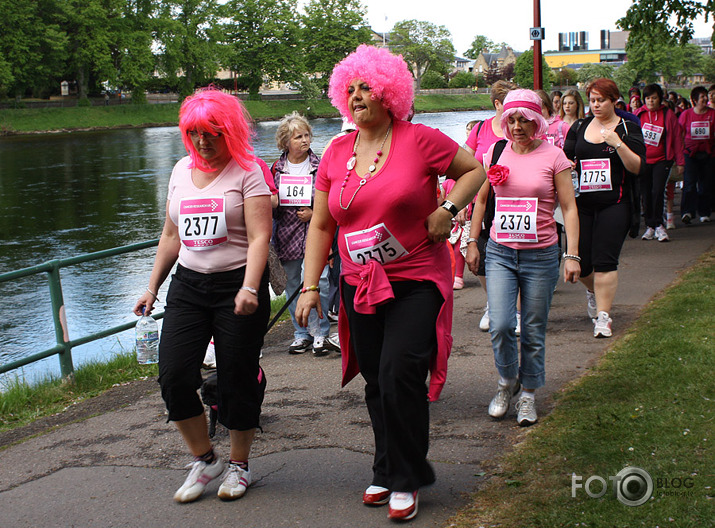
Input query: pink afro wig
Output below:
<box><xmin>500</xmin><ymin>89</ymin><xmax>549</xmax><ymax>141</ymax></box>
<box><xmin>179</xmin><ymin>88</ymin><xmax>255</xmax><ymax>172</ymax></box>
<box><xmin>328</xmin><ymin>45</ymin><xmax>414</xmax><ymax>122</ymax></box>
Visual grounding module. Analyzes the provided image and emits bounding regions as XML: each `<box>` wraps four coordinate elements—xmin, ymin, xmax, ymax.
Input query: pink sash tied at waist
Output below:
<box><xmin>353</xmin><ymin>259</ymin><xmax>395</xmax><ymax>314</ymax></box>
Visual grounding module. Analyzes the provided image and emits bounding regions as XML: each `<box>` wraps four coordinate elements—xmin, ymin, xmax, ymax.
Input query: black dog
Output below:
<box><xmin>200</xmin><ymin>367</ymin><xmax>267</xmax><ymax>438</ymax></box>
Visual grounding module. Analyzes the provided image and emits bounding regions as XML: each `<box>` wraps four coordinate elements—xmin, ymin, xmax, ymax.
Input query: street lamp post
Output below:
<box><xmin>533</xmin><ymin>0</ymin><xmax>543</xmax><ymax>90</ymax></box>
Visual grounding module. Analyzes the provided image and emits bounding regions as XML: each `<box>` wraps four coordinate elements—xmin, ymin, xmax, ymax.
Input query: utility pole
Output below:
<box><xmin>533</xmin><ymin>0</ymin><xmax>543</xmax><ymax>90</ymax></box>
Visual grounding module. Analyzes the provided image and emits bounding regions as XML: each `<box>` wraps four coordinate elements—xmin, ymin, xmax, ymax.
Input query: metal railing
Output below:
<box><xmin>0</xmin><ymin>240</ymin><xmax>162</xmax><ymax>379</ymax></box>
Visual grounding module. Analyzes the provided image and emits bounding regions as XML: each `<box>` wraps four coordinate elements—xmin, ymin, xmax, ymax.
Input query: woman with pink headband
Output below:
<box><xmin>133</xmin><ymin>88</ymin><xmax>272</xmax><ymax>503</ymax></box>
<box><xmin>295</xmin><ymin>45</ymin><xmax>484</xmax><ymax>521</ymax></box>
<box><xmin>466</xmin><ymin>89</ymin><xmax>581</xmax><ymax>426</ymax></box>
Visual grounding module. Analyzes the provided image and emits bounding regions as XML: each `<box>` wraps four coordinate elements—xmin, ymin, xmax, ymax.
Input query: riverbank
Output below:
<box><xmin>0</xmin><ymin>94</ymin><xmax>492</xmax><ymax>135</ymax></box>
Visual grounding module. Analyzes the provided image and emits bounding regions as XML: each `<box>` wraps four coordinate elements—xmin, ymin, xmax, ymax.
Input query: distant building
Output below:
<box><xmin>545</xmin><ymin>30</ymin><xmax>629</xmax><ymax>69</ymax></box>
<box><xmin>473</xmin><ymin>46</ymin><xmax>519</xmax><ymax>77</ymax></box>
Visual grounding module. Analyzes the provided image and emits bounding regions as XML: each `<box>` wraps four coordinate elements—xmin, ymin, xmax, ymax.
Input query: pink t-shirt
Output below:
<box><xmin>486</xmin><ymin>141</ymin><xmax>571</xmax><ymax>250</ymax></box>
<box><xmin>543</xmin><ymin>116</ymin><xmax>570</xmax><ymax>149</ymax></box>
<box><xmin>168</xmin><ymin>156</ymin><xmax>271</xmax><ymax>273</ymax></box>
<box><xmin>465</xmin><ymin>117</ymin><xmax>503</xmax><ymax>166</ymax></box>
<box><xmin>678</xmin><ymin>107</ymin><xmax>715</xmax><ymax>156</ymax></box>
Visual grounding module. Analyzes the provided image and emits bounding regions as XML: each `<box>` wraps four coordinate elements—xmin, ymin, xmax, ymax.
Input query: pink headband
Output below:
<box><xmin>503</xmin><ymin>100</ymin><xmax>543</xmax><ymax>114</ymax></box>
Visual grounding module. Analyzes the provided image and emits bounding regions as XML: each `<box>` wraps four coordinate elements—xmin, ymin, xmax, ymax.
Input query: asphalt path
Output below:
<box><xmin>0</xmin><ymin>217</ymin><xmax>712</xmax><ymax>528</ymax></box>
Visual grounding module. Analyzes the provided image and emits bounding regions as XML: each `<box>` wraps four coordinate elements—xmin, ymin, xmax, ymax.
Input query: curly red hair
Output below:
<box><xmin>328</xmin><ymin>45</ymin><xmax>414</xmax><ymax>122</ymax></box>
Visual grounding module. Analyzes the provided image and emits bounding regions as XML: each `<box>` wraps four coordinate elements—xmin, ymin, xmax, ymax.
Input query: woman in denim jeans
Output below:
<box><xmin>466</xmin><ymin>89</ymin><xmax>581</xmax><ymax>426</ymax></box>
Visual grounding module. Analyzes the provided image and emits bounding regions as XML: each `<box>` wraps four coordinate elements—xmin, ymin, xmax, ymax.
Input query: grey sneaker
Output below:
<box><xmin>594</xmin><ymin>311</ymin><xmax>612</xmax><ymax>338</ymax></box>
<box><xmin>217</xmin><ymin>463</ymin><xmax>251</xmax><ymax>500</ymax></box>
<box><xmin>288</xmin><ymin>338</ymin><xmax>312</xmax><ymax>354</ymax></box>
<box><xmin>516</xmin><ymin>396</ymin><xmax>538</xmax><ymax>426</ymax></box>
<box><xmin>488</xmin><ymin>379</ymin><xmax>520</xmax><ymax>418</ymax></box>
<box><xmin>312</xmin><ymin>335</ymin><xmax>340</xmax><ymax>356</ymax></box>
<box><xmin>655</xmin><ymin>225</ymin><xmax>669</xmax><ymax>242</ymax></box>
<box><xmin>586</xmin><ymin>290</ymin><xmax>597</xmax><ymax>319</ymax></box>
<box><xmin>641</xmin><ymin>227</ymin><xmax>655</xmax><ymax>240</ymax></box>
<box><xmin>174</xmin><ymin>457</ymin><xmax>225</xmax><ymax>503</ymax></box>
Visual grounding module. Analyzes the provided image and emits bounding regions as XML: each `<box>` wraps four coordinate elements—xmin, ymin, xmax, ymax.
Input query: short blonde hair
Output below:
<box><xmin>275</xmin><ymin>111</ymin><xmax>313</xmax><ymax>152</ymax></box>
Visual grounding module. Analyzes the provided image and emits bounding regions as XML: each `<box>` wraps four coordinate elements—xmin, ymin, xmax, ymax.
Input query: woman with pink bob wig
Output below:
<box><xmin>134</xmin><ymin>87</ymin><xmax>272</xmax><ymax>504</ymax></box>
<box><xmin>467</xmin><ymin>88</ymin><xmax>581</xmax><ymax>428</ymax></box>
<box><xmin>179</xmin><ymin>88</ymin><xmax>255</xmax><ymax>172</ymax></box>
<box><xmin>297</xmin><ymin>44</ymin><xmax>485</xmax><ymax>521</ymax></box>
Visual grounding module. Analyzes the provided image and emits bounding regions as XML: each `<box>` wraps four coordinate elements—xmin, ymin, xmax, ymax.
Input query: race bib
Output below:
<box><xmin>279</xmin><ymin>174</ymin><xmax>312</xmax><ymax>206</ymax></box>
<box><xmin>178</xmin><ymin>196</ymin><xmax>228</xmax><ymax>250</ymax></box>
<box><xmin>642</xmin><ymin>123</ymin><xmax>663</xmax><ymax>147</ymax></box>
<box><xmin>344</xmin><ymin>223</ymin><xmax>408</xmax><ymax>265</ymax></box>
<box><xmin>580</xmin><ymin>159</ymin><xmax>612</xmax><ymax>192</ymax></box>
<box><xmin>494</xmin><ymin>198</ymin><xmax>538</xmax><ymax>243</ymax></box>
<box><xmin>691</xmin><ymin>121</ymin><xmax>710</xmax><ymax>140</ymax></box>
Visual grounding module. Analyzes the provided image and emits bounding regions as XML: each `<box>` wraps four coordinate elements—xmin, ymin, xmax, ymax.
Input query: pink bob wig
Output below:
<box><xmin>500</xmin><ymin>89</ymin><xmax>549</xmax><ymax>141</ymax></box>
<box><xmin>179</xmin><ymin>88</ymin><xmax>255</xmax><ymax>172</ymax></box>
<box><xmin>328</xmin><ymin>45</ymin><xmax>414</xmax><ymax>122</ymax></box>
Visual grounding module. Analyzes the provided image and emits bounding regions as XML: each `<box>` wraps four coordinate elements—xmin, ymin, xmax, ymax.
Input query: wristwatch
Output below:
<box><xmin>439</xmin><ymin>200</ymin><xmax>459</xmax><ymax>217</ymax></box>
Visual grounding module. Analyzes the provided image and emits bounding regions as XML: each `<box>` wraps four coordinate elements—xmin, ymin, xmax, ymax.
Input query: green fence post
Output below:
<box><xmin>47</xmin><ymin>260</ymin><xmax>74</xmax><ymax>381</ymax></box>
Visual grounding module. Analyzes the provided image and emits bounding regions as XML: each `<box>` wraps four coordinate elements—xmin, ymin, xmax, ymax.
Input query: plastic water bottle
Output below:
<box><xmin>571</xmin><ymin>169</ymin><xmax>580</xmax><ymax>198</ymax></box>
<box><xmin>135</xmin><ymin>308</ymin><xmax>158</xmax><ymax>364</ymax></box>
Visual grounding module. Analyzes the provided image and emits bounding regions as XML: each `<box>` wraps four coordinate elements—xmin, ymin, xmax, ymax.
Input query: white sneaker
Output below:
<box><xmin>174</xmin><ymin>456</ymin><xmax>225</xmax><ymax>503</ymax></box>
<box><xmin>515</xmin><ymin>395</ymin><xmax>537</xmax><ymax>426</ymax></box>
<box><xmin>700</xmin><ymin>216</ymin><xmax>711</xmax><ymax>223</ymax></box>
<box><xmin>218</xmin><ymin>463</ymin><xmax>251</xmax><ymax>500</ymax></box>
<box><xmin>642</xmin><ymin>227</ymin><xmax>655</xmax><ymax>240</ymax></box>
<box><xmin>655</xmin><ymin>225</ymin><xmax>669</xmax><ymax>242</ymax></box>
<box><xmin>586</xmin><ymin>290</ymin><xmax>597</xmax><ymax>319</ymax></box>
<box><xmin>488</xmin><ymin>379</ymin><xmax>520</xmax><ymax>418</ymax></box>
<box><xmin>515</xmin><ymin>311</ymin><xmax>521</xmax><ymax>337</ymax></box>
<box><xmin>593</xmin><ymin>311</ymin><xmax>612</xmax><ymax>338</ymax></box>
<box><xmin>479</xmin><ymin>304</ymin><xmax>490</xmax><ymax>332</ymax></box>
<box><xmin>666</xmin><ymin>216</ymin><xmax>676</xmax><ymax>229</ymax></box>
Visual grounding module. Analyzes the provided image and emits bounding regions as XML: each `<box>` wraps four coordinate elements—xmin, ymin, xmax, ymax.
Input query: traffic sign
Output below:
<box><xmin>530</xmin><ymin>27</ymin><xmax>545</xmax><ymax>40</ymax></box>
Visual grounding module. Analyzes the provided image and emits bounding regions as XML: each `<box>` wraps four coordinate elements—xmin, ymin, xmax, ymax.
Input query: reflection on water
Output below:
<box><xmin>0</xmin><ymin>110</ymin><xmax>493</xmax><ymax>386</ymax></box>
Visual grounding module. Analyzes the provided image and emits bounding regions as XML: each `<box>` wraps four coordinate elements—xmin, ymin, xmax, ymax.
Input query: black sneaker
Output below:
<box><xmin>288</xmin><ymin>338</ymin><xmax>312</xmax><ymax>354</ymax></box>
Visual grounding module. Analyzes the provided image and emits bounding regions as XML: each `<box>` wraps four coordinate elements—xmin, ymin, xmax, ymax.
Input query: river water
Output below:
<box><xmin>0</xmin><ymin>110</ymin><xmax>494</xmax><ymax>386</ymax></box>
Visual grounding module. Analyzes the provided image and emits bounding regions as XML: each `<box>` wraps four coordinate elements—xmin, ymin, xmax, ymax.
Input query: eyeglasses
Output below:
<box><xmin>187</xmin><ymin>130</ymin><xmax>223</xmax><ymax>140</ymax></box>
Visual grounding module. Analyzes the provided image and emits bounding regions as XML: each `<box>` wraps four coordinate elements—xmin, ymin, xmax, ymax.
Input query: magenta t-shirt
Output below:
<box><xmin>465</xmin><ymin>116</ymin><xmax>503</xmax><ymax>166</ymax></box>
<box><xmin>168</xmin><ymin>156</ymin><xmax>271</xmax><ymax>273</ymax></box>
<box><xmin>678</xmin><ymin>107</ymin><xmax>715</xmax><ymax>156</ymax></box>
<box><xmin>485</xmin><ymin>141</ymin><xmax>571</xmax><ymax>250</ymax></box>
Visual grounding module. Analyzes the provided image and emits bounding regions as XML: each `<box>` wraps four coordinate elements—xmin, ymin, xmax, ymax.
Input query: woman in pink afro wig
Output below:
<box><xmin>328</xmin><ymin>44</ymin><xmax>414</xmax><ymax>122</ymax></box>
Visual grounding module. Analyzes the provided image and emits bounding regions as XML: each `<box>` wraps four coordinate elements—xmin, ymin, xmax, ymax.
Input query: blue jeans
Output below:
<box><xmin>282</xmin><ymin>259</ymin><xmax>330</xmax><ymax>340</ymax></box>
<box><xmin>485</xmin><ymin>239</ymin><xmax>559</xmax><ymax>389</ymax></box>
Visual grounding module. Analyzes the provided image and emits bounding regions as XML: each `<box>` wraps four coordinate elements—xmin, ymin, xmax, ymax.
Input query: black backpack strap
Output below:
<box><xmin>490</xmin><ymin>139</ymin><xmax>508</xmax><ymax>167</ymax></box>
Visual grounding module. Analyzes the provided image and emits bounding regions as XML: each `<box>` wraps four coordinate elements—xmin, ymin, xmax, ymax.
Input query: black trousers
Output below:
<box><xmin>158</xmin><ymin>265</ymin><xmax>270</xmax><ymax>430</ymax></box>
<box><xmin>342</xmin><ymin>280</ymin><xmax>442</xmax><ymax>492</ymax></box>
<box><xmin>641</xmin><ymin>160</ymin><xmax>671</xmax><ymax>228</ymax></box>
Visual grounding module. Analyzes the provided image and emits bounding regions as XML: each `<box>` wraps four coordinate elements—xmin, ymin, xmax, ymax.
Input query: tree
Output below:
<box><xmin>613</xmin><ymin>63</ymin><xmax>639</xmax><ymax>97</ymax></box>
<box><xmin>577</xmin><ymin>63</ymin><xmax>615</xmax><ymax>84</ymax></box>
<box><xmin>156</xmin><ymin>0</ymin><xmax>224</xmax><ymax>97</ymax></box>
<box><xmin>464</xmin><ymin>35</ymin><xmax>498</xmax><ymax>59</ymax></box>
<box><xmin>703</xmin><ymin>54</ymin><xmax>715</xmax><ymax>82</ymax></box>
<box><xmin>627</xmin><ymin>40</ymin><xmax>704</xmax><ymax>85</ymax></box>
<box><xmin>554</xmin><ymin>67</ymin><xmax>578</xmax><ymax>87</ymax></box>
<box><xmin>420</xmin><ymin>70</ymin><xmax>448</xmax><ymax>89</ymax></box>
<box><xmin>221</xmin><ymin>0</ymin><xmax>301</xmax><ymax>96</ymax></box>
<box><xmin>513</xmin><ymin>50</ymin><xmax>554</xmax><ymax>90</ymax></box>
<box><xmin>449</xmin><ymin>71</ymin><xmax>476</xmax><ymax>89</ymax></box>
<box><xmin>390</xmin><ymin>19</ymin><xmax>455</xmax><ymax>91</ymax></box>
<box><xmin>301</xmin><ymin>0</ymin><xmax>372</xmax><ymax>90</ymax></box>
<box><xmin>618</xmin><ymin>0</ymin><xmax>714</xmax><ymax>46</ymax></box>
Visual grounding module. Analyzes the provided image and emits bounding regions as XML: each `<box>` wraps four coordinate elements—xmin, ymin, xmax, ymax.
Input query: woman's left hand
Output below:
<box><xmin>234</xmin><ymin>289</ymin><xmax>259</xmax><ymax>315</ymax></box>
<box><xmin>296</xmin><ymin>207</ymin><xmax>313</xmax><ymax>223</ymax></box>
<box><xmin>563</xmin><ymin>259</ymin><xmax>581</xmax><ymax>283</ymax></box>
<box><xmin>296</xmin><ymin>291</ymin><xmax>321</xmax><ymax>327</ymax></box>
<box><xmin>426</xmin><ymin>208</ymin><xmax>452</xmax><ymax>243</ymax></box>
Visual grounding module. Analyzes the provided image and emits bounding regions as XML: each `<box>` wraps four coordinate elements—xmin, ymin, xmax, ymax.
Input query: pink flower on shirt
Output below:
<box><xmin>487</xmin><ymin>164</ymin><xmax>509</xmax><ymax>186</ymax></box>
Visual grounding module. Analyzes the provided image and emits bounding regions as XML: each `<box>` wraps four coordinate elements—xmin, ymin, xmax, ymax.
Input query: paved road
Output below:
<box><xmin>1</xmin><ymin>218</ymin><xmax>712</xmax><ymax>528</ymax></box>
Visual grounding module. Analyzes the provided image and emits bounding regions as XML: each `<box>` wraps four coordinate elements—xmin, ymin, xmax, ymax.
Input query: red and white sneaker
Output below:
<box><xmin>388</xmin><ymin>491</ymin><xmax>418</xmax><ymax>521</ymax></box>
<box><xmin>363</xmin><ymin>485</ymin><xmax>390</xmax><ymax>506</ymax></box>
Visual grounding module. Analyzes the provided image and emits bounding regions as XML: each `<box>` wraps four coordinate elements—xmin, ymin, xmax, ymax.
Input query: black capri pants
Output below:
<box><xmin>342</xmin><ymin>279</ymin><xmax>442</xmax><ymax>492</ymax></box>
<box><xmin>158</xmin><ymin>264</ymin><xmax>270</xmax><ymax>430</ymax></box>
<box><xmin>577</xmin><ymin>200</ymin><xmax>630</xmax><ymax>275</ymax></box>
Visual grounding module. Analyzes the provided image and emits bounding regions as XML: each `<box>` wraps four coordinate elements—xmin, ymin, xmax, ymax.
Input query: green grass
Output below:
<box><xmin>0</xmin><ymin>94</ymin><xmax>488</xmax><ymax>134</ymax></box>
<box><xmin>449</xmin><ymin>249</ymin><xmax>714</xmax><ymax>527</ymax></box>
<box><xmin>0</xmin><ymin>294</ymin><xmax>290</xmax><ymax>433</ymax></box>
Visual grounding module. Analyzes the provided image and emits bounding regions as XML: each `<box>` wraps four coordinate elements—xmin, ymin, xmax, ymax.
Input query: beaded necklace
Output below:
<box><xmin>339</xmin><ymin>123</ymin><xmax>392</xmax><ymax>210</ymax></box>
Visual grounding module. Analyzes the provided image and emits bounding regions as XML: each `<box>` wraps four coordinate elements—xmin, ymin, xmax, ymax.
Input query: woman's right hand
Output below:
<box><xmin>465</xmin><ymin>241</ymin><xmax>480</xmax><ymax>275</ymax></box>
<box><xmin>295</xmin><ymin>291</ymin><xmax>321</xmax><ymax>327</ymax></box>
<box><xmin>133</xmin><ymin>292</ymin><xmax>155</xmax><ymax>317</ymax></box>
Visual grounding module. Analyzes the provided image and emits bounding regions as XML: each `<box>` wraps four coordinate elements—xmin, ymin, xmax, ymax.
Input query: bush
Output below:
<box><xmin>449</xmin><ymin>71</ymin><xmax>477</xmax><ymax>89</ymax></box>
<box><xmin>476</xmin><ymin>73</ymin><xmax>487</xmax><ymax>88</ymax></box>
<box><xmin>421</xmin><ymin>71</ymin><xmax>448</xmax><ymax>89</ymax></box>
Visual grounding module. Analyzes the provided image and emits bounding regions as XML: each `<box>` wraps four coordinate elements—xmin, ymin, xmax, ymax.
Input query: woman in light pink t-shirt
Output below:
<box><xmin>133</xmin><ymin>89</ymin><xmax>272</xmax><ymax>504</ymax></box>
<box><xmin>466</xmin><ymin>89</ymin><xmax>580</xmax><ymax>428</ymax></box>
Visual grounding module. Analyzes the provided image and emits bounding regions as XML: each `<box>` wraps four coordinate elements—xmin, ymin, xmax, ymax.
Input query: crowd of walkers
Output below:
<box><xmin>132</xmin><ymin>44</ymin><xmax>714</xmax><ymax>521</ymax></box>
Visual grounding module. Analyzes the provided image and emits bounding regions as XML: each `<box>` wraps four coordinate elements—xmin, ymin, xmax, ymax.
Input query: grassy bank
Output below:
<box><xmin>0</xmin><ymin>295</ymin><xmax>289</xmax><ymax>432</ymax></box>
<box><xmin>0</xmin><ymin>94</ymin><xmax>491</xmax><ymax>135</ymax></box>
<box><xmin>450</xmin><ymin>249</ymin><xmax>714</xmax><ymax>527</ymax></box>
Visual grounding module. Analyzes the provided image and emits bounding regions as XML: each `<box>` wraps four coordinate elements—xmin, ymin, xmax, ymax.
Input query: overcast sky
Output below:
<box><xmin>360</xmin><ymin>0</ymin><xmax>713</xmax><ymax>56</ymax></box>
